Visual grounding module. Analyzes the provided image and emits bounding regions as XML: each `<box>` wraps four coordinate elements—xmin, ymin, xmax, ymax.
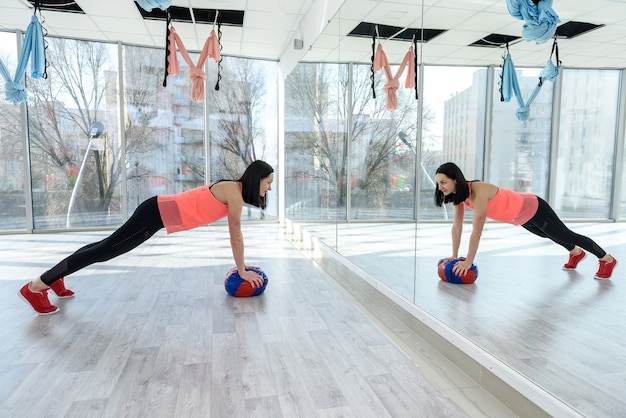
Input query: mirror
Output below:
<box><xmin>284</xmin><ymin>1</ymin><xmax>626</xmax><ymax>417</ymax></box>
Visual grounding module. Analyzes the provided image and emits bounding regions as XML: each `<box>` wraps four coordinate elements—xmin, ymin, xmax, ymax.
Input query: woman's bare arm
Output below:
<box><xmin>218</xmin><ymin>182</ymin><xmax>264</xmax><ymax>287</ymax></box>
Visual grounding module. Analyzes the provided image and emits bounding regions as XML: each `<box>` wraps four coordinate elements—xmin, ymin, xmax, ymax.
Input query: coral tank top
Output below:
<box><xmin>463</xmin><ymin>182</ymin><xmax>538</xmax><ymax>225</ymax></box>
<box><xmin>157</xmin><ymin>184</ymin><xmax>229</xmax><ymax>234</ymax></box>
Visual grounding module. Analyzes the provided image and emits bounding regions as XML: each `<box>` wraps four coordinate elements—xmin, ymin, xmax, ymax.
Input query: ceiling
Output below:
<box><xmin>1</xmin><ymin>0</ymin><xmax>626</xmax><ymax>77</ymax></box>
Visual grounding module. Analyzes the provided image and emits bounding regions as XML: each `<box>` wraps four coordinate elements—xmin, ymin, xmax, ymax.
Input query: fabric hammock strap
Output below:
<box><xmin>166</xmin><ymin>25</ymin><xmax>221</xmax><ymax>102</ymax></box>
<box><xmin>550</xmin><ymin>36</ymin><xmax>560</xmax><ymax>64</ymax></box>
<box><xmin>500</xmin><ymin>40</ymin><xmax>560</xmax><ymax>123</ymax></box>
<box><xmin>501</xmin><ymin>52</ymin><xmax>523</xmax><ymax>107</ymax></box>
<box><xmin>214</xmin><ymin>21</ymin><xmax>222</xmax><ymax>91</ymax></box>
<box><xmin>1</xmin><ymin>14</ymin><xmax>46</xmax><ymax>104</ymax></box>
<box><xmin>163</xmin><ymin>10</ymin><xmax>171</xmax><ymax>87</ymax></box>
<box><xmin>136</xmin><ymin>0</ymin><xmax>172</xmax><ymax>12</ymax></box>
<box><xmin>373</xmin><ymin>43</ymin><xmax>416</xmax><ymax>111</ymax></box>
<box><xmin>370</xmin><ymin>29</ymin><xmax>376</xmax><ymax>99</ymax></box>
<box><xmin>501</xmin><ymin>51</ymin><xmax>533</xmax><ymax>122</ymax></box>
<box><xmin>413</xmin><ymin>35</ymin><xmax>418</xmax><ymax>100</ymax></box>
<box><xmin>506</xmin><ymin>0</ymin><xmax>560</xmax><ymax>44</ymax></box>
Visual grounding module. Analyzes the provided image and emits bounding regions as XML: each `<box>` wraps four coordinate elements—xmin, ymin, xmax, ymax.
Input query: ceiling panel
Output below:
<box><xmin>364</xmin><ymin>4</ymin><xmax>424</xmax><ymax>28</ymax></box>
<box><xmin>454</xmin><ymin>11</ymin><xmax>509</xmax><ymax>32</ymax></box>
<box><xmin>420</xmin><ymin>7</ymin><xmax>478</xmax><ymax>28</ymax></box>
<box><xmin>333</xmin><ymin>0</ymin><xmax>379</xmax><ymax>21</ymax></box>
<box><xmin>244</xmin><ymin>11</ymin><xmax>299</xmax><ymax>31</ymax></box>
<box><xmin>0</xmin><ymin>0</ymin><xmax>623</xmax><ymax>71</ymax></box>
<box><xmin>80</xmin><ymin>0</ymin><xmax>138</xmax><ymax>17</ymax></box>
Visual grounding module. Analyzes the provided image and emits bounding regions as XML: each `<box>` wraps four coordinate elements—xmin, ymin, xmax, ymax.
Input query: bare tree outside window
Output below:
<box><xmin>207</xmin><ymin>57</ymin><xmax>272</xmax><ymax>181</ymax></box>
<box><xmin>284</xmin><ymin>62</ymin><xmax>434</xmax><ymax>220</ymax></box>
<box><xmin>25</xmin><ymin>38</ymin><xmax>166</xmax><ymax>228</ymax></box>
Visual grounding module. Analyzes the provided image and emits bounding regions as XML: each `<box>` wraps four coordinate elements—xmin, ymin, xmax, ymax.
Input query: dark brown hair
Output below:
<box><xmin>434</xmin><ymin>162</ymin><xmax>471</xmax><ymax>207</ymax></box>
<box><xmin>238</xmin><ymin>160</ymin><xmax>274</xmax><ymax>209</ymax></box>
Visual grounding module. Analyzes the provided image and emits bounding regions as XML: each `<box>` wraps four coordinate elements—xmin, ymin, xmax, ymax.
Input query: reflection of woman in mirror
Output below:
<box><xmin>434</xmin><ymin>162</ymin><xmax>616</xmax><ymax>280</ymax></box>
<box><xmin>19</xmin><ymin>160</ymin><xmax>274</xmax><ymax>315</ymax></box>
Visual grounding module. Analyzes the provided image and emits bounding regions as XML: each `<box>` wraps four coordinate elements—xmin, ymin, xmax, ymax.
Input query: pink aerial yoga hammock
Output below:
<box><xmin>373</xmin><ymin>43</ymin><xmax>416</xmax><ymax>110</ymax></box>
<box><xmin>166</xmin><ymin>26</ymin><xmax>221</xmax><ymax>102</ymax></box>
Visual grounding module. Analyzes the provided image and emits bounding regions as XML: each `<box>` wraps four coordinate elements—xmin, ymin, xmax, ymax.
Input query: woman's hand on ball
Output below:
<box><xmin>452</xmin><ymin>259</ymin><xmax>473</xmax><ymax>276</ymax></box>
<box><xmin>437</xmin><ymin>257</ymin><xmax>455</xmax><ymax>266</ymax></box>
<box><xmin>239</xmin><ymin>269</ymin><xmax>263</xmax><ymax>288</ymax></box>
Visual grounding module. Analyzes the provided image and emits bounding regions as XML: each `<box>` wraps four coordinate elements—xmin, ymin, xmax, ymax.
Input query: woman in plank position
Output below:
<box><xmin>434</xmin><ymin>162</ymin><xmax>616</xmax><ymax>280</ymax></box>
<box><xmin>20</xmin><ymin>160</ymin><xmax>274</xmax><ymax>315</ymax></box>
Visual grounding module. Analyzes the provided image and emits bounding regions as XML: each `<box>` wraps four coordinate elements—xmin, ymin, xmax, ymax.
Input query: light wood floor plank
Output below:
<box><xmin>74</xmin><ymin>309</ymin><xmax>146</xmax><ymax>402</ymax></box>
<box><xmin>369</xmin><ymin>343</ymin><xmax>469</xmax><ymax>416</ymax></box>
<box><xmin>235</xmin><ymin>312</ymin><xmax>277</xmax><ymax>399</ymax></box>
<box><xmin>100</xmin><ymin>346</ymin><xmax>159</xmax><ymax>418</ymax></box>
<box><xmin>29</xmin><ymin>371</ymin><xmax>90</xmax><ymax>418</ymax></box>
<box><xmin>244</xmin><ymin>395</ymin><xmax>284</xmax><ymax>417</ymax></box>
<box><xmin>140</xmin><ymin>325</ymin><xmax>187</xmax><ymax>417</ymax></box>
<box><xmin>314</xmin><ymin>304</ymin><xmax>391</xmax><ymax>377</ymax></box>
<box><xmin>263</xmin><ymin>340</ymin><xmax>319</xmax><ymax>418</ymax></box>
<box><xmin>183</xmin><ymin>296</ymin><xmax>214</xmax><ymax>366</ymax></box>
<box><xmin>65</xmin><ymin>398</ymin><xmax>108</xmax><ymax>418</ymax></box>
<box><xmin>211</xmin><ymin>332</ymin><xmax>246</xmax><ymax>417</ymax></box>
<box><xmin>173</xmin><ymin>362</ymin><xmax>212</xmax><ymax>418</ymax></box>
<box><xmin>308</xmin><ymin>328</ymin><xmax>393</xmax><ymax>417</ymax></box>
<box><xmin>280</xmin><ymin>315</ymin><xmax>349</xmax><ymax>409</ymax></box>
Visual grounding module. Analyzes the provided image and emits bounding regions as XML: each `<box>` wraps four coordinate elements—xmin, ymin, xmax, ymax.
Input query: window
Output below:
<box><xmin>490</xmin><ymin>66</ymin><xmax>552</xmax><ymax>197</ymax></box>
<box><xmin>422</xmin><ymin>66</ymin><xmax>488</xmax><ymax>220</ymax></box>
<box><xmin>27</xmin><ymin>38</ymin><xmax>121</xmax><ymax>229</ymax></box>
<box><xmin>556</xmin><ymin>69</ymin><xmax>620</xmax><ymax>219</ymax></box>
<box><xmin>0</xmin><ymin>31</ymin><xmax>26</xmax><ymax>231</ymax></box>
<box><xmin>284</xmin><ymin>62</ymin><xmax>347</xmax><ymax>221</ymax></box>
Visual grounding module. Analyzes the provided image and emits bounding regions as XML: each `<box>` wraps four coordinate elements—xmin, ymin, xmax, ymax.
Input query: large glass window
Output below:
<box><xmin>350</xmin><ymin>63</ymin><xmax>418</xmax><ymax>220</ymax></box>
<box><xmin>0</xmin><ymin>31</ymin><xmax>26</xmax><ymax>231</ymax></box>
<box><xmin>125</xmin><ymin>50</ymin><xmax>279</xmax><ymax>222</ymax></box>
<box><xmin>0</xmin><ymin>35</ymin><xmax>624</xmax><ymax>231</ymax></box>
<box><xmin>284</xmin><ymin>62</ymin><xmax>348</xmax><ymax>223</ymax></box>
<box><xmin>421</xmin><ymin>66</ymin><xmax>488</xmax><ymax>220</ymax></box>
<box><xmin>124</xmin><ymin>45</ymin><xmax>205</xmax><ymax>215</ymax></box>
<box><xmin>27</xmin><ymin>38</ymin><xmax>121</xmax><ymax>229</ymax></box>
<box><xmin>489</xmin><ymin>66</ymin><xmax>552</xmax><ymax>197</ymax></box>
<box><xmin>621</xmin><ymin>73</ymin><xmax>626</xmax><ymax>219</ymax></box>
<box><xmin>555</xmin><ymin>69</ymin><xmax>620</xmax><ymax>219</ymax></box>
<box><xmin>208</xmin><ymin>57</ymin><xmax>279</xmax><ymax>220</ymax></box>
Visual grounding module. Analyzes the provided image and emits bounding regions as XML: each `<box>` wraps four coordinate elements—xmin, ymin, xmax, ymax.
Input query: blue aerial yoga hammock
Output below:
<box><xmin>500</xmin><ymin>38</ymin><xmax>560</xmax><ymax>123</ymax></box>
<box><xmin>506</xmin><ymin>0</ymin><xmax>560</xmax><ymax>44</ymax></box>
<box><xmin>0</xmin><ymin>14</ymin><xmax>46</xmax><ymax>105</ymax></box>
<box><xmin>136</xmin><ymin>0</ymin><xmax>172</xmax><ymax>12</ymax></box>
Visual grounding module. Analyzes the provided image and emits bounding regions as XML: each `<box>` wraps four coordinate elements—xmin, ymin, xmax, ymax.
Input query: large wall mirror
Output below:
<box><xmin>283</xmin><ymin>0</ymin><xmax>626</xmax><ymax>416</ymax></box>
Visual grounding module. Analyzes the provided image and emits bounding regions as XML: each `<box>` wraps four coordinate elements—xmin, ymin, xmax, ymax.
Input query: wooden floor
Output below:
<box><xmin>298</xmin><ymin>221</ymin><xmax>626</xmax><ymax>418</ymax></box>
<box><xmin>0</xmin><ymin>225</ymin><xmax>515</xmax><ymax>418</ymax></box>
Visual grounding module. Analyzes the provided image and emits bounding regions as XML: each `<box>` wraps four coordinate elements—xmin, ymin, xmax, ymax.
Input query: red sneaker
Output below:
<box><xmin>49</xmin><ymin>278</ymin><xmax>74</xmax><ymax>298</ymax></box>
<box><xmin>595</xmin><ymin>257</ymin><xmax>617</xmax><ymax>280</ymax></box>
<box><xmin>19</xmin><ymin>284</ymin><xmax>59</xmax><ymax>315</ymax></box>
<box><xmin>563</xmin><ymin>249</ymin><xmax>586</xmax><ymax>270</ymax></box>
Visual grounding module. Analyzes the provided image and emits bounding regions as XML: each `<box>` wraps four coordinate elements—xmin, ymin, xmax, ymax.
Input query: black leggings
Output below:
<box><xmin>40</xmin><ymin>196</ymin><xmax>164</xmax><ymax>286</ymax></box>
<box><xmin>521</xmin><ymin>197</ymin><xmax>606</xmax><ymax>259</ymax></box>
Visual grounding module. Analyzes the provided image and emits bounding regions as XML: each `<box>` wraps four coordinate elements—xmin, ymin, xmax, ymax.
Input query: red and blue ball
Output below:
<box><xmin>437</xmin><ymin>257</ymin><xmax>478</xmax><ymax>284</ymax></box>
<box><xmin>224</xmin><ymin>267</ymin><xmax>269</xmax><ymax>297</ymax></box>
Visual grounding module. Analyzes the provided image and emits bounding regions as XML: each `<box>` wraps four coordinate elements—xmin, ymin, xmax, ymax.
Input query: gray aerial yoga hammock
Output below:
<box><xmin>500</xmin><ymin>38</ymin><xmax>560</xmax><ymax>123</ymax></box>
<box><xmin>506</xmin><ymin>0</ymin><xmax>560</xmax><ymax>44</ymax></box>
<box><xmin>0</xmin><ymin>14</ymin><xmax>46</xmax><ymax>105</ymax></box>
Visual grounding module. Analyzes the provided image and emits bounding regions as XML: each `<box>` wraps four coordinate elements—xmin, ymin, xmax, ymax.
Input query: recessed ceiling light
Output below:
<box><xmin>384</xmin><ymin>10</ymin><xmax>408</xmax><ymax>21</ymax></box>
